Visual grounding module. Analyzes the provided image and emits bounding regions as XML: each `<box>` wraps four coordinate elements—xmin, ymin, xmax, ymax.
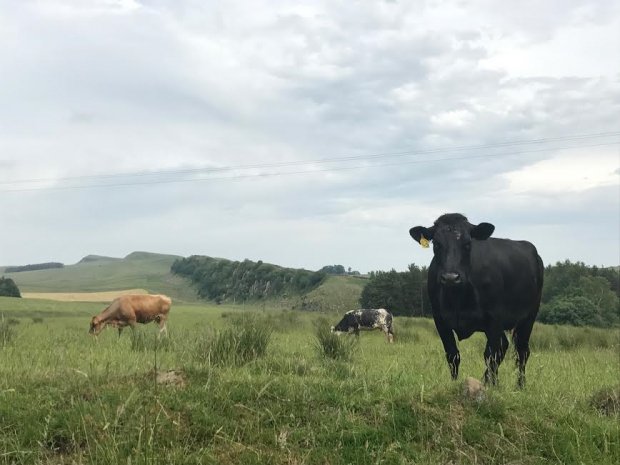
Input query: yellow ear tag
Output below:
<box><xmin>420</xmin><ymin>234</ymin><xmax>430</xmax><ymax>248</ymax></box>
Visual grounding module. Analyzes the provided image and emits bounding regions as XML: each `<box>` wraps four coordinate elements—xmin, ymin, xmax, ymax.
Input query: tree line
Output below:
<box><xmin>360</xmin><ymin>260</ymin><xmax>619</xmax><ymax>327</ymax></box>
<box><xmin>172</xmin><ymin>256</ymin><xmax>326</xmax><ymax>303</ymax></box>
<box><xmin>5</xmin><ymin>262</ymin><xmax>64</xmax><ymax>273</ymax></box>
<box><xmin>0</xmin><ymin>277</ymin><xmax>21</xmax><ymax>298</ymax></box>
<box><xmin>319</xmin><ymin>265</ymin><xmax>361</xmax><ymax>276</ymax></box>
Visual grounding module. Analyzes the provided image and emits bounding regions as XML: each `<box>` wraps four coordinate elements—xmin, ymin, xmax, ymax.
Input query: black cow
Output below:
<box><xmin>409</xmin><ymin>213</ymin><xmax>543</xmax><ymax>388</ymax></box>
<box><xmin>332</xmin><ymin>308</ymin><xmax>394</xmax><ymax>343</ymax></box>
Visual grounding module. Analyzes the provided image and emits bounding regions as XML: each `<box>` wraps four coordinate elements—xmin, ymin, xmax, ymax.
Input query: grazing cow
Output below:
<box><xmin>331</xmin><ymin>308</ymin><xmax>394</xmax><ymax>343</ymax></box>
<box><xmin>409</xmin><ymin>213</ymin><xmax>543</xmax><ymax>388</ymax></box>
<box><xmin>89</xmin><ymin>294</ymin><xmax>172</xmax><ymax>338</ymax></box>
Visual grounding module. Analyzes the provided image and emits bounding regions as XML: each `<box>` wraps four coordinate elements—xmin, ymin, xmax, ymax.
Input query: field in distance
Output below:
<box><xmin>2</xmin><ymin>252</ymin><xmax>199</xmax><ymax>302</ymax></box>
<box><xmin>0</xmin><ymin>296</ymin><xmax>617</xmax><ymax>464</ymax></box>
<box><xmin>21</xmin><ymin>288</ymin><xmax>149</xmax><ymax>302</ymax></box>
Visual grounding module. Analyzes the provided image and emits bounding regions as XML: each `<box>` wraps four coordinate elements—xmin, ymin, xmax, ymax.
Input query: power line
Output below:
<box><xmin>2</xmin><ymin>131</ymin><xmax>619</xmax><ymax>186</ymax></box>
<box><xmin>2</xmin><ymin>140</ymin><xmax>617</xmax><ymax>194</ymax></box>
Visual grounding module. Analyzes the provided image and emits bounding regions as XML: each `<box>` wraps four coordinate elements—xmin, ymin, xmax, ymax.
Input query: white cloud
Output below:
<box><xmin>431</xmin><ymin>109</ymin><xmax>475</xmax><ymax>128</ymax></box>
<box><xmin>504</xmin><ymin>149</ymin><xmax>619</xmax><ymax>194</ymax></box>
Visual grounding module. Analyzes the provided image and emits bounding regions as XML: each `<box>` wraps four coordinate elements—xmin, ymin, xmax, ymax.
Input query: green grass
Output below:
<box><xmin>3</xmin><ymin>252</ymin><xmax>198</xmax><ymax>302</ymax></box>
<box><xmin>0</xmin><ymin>297</ymin><xmax>618</xmax><ymax>464</ymax></box>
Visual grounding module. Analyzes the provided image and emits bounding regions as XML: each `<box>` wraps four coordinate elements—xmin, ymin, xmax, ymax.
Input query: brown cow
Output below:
<box><xmin>89</xmin><ymin>294</ymin><xmax>172</xmax><ymax>338</ymax></box>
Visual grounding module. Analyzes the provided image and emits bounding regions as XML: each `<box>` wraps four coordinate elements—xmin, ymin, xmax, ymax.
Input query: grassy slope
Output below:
<box><xmin>0</xmin><ymin>297</ymin><xmax>618</xmax><ymax>464</ymax></box>
<box><xmin>293</xmin><ymin>275</ymin><xmax>368</xmax><ymax>312</ymax></box>
<box><xmin>3</xmin><ymin>252</ymin><xmax>198</xmax><ymax>302</ymax></box>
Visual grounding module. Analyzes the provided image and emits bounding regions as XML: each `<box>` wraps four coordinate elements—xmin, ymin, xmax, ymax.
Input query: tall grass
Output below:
<box><xmin>313</xmin><ymin>318</ymin><xmax>357</xmax><ymax>361</ymax></box>
<box><xmin>129</xmin><ymin>328</ymin><xmax>173</xmax><ymax>352</ymax></box>
<box><xmin>198</xmin><ymin>314</ymin><xmax>272</xmax><ymax>366</ymax></box>
<box><xmin>529</xmin><ymin>323</ymin><xmax>619</xmax><ymax>351</ymax></box>
<box><xmin>0</xmin><ymin>315</ymin><xmax>16</xmax><ymax>346</ymax></box>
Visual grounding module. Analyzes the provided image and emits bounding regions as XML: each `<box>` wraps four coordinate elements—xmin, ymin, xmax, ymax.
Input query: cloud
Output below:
<box><xmin>0</xmin><ymin>0</ymin><xmax>618</xmax><ymax>271</ymax></box>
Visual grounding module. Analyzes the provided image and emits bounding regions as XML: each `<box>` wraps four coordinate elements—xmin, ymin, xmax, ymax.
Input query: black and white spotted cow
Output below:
<box><xmin>331</xmin><ymin>308</ymin><xmax>394</xmax><ymax>343</ymax></box>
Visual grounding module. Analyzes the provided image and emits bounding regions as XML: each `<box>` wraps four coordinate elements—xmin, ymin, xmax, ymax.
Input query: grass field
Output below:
<box><xmin>0</xmin><ymin>296</ymin><xmax>618</xmax><ymax>464</ymax></box>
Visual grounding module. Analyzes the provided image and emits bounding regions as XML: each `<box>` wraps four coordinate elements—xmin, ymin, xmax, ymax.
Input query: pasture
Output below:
<box><xmin>0</xmin><ymin>296</ymin><xmax>618</xmax><ymax>464</ymax></box>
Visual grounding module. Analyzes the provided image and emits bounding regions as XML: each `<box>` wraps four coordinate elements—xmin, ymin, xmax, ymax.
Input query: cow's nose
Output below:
<box><xmin>440</xmin><ymin>272</ymin><xmax>461</xmax><ymax>285</ymax></box>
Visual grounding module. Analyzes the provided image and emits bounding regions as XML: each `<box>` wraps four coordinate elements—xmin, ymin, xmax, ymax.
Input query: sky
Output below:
<box><xmin>0</xmin><ymin>0</ymin><xmax>619</xmax><ymax>272</ymax></box>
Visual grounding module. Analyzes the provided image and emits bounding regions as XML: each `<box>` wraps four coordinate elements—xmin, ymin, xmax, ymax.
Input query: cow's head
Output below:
<box><xmin>409</xmin><ymin>213</ymin><xmax>494</xmax><ymax>287</ymax></box>
<box><xmin>330</xmin><ymin>325</ymin><xmax>343</xmax><ymax>336</ymax></box>
<box><xmin>89</xmin><ymin>316</ymin><xmax>105</xmax><ymax>336</ymax></box>
<box><xmin>332</xmin><ymin>313</ymin><xmax>355</xmax><ymax>334</ymax></box>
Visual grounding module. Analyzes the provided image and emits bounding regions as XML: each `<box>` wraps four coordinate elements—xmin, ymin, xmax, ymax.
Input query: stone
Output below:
<box><xmin>462</xmin><ymin>376</ymin><xmax>486</xmax><ymax>401</ymax></box>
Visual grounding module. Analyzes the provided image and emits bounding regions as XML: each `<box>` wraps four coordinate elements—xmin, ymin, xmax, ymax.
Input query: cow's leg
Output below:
<box><xmin>483</xmin><ymin>327</ymin><xmax>508</xmax><ymax>386</ymax></box>
<box><xmin>157</xmin><ymin>314</ymin><xmax>168</xmax><ymax>338</ymax></box>
<box><xmin>118</xmin><ymin>327</ymin><xmax>123</xmax><ymax>339</ymax></box>
<box><xmin>433</xmin><ymin>315</ymin><xmax>460</xmax><ymax>380</ymax></box>
<box><xmin>385</xmin><ymin>326</ymin><xmax>394</xmax><ymax>343</ymax></box>
<box><xmin>513</xmin><ymin>312</ymin><xmax>536</xmax><ymax>389</ymax></box>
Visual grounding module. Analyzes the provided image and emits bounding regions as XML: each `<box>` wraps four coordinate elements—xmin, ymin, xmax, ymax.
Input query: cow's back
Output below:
<box><xmin>118</xmin><ymin>294</ymin><xmax>171</xmax><ymax>319</ymax></box>
<box><xmin>470</xmin><ymin>238</ymin><xmax>543</xmax><ymax>319</ymax></box>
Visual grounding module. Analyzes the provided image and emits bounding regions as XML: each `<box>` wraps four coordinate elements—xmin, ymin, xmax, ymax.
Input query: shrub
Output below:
<box><xmin>313</xmin><ymin>318</ymin><xmax>357</xmax><ymax>361</ymax></box>
<box><xmin>31</xmin><ymin>317</ymin><xmax>45</xmax><ymax>324</ymax></box>
<box><xmin>538</xmin><ymin>295</ymin><xmax>605</xmax><ymax>327</ymax></box>
<box><xmin>198</xmin><ymin>315</ymin><xmax>272</xmax><ymax>366</ymax></box>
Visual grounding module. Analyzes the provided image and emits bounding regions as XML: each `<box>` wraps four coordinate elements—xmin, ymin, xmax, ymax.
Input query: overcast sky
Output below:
<box><xmin>0</xmin><ymin>0</ymin><xmax>618</xmax><ymax>272</ymax></box>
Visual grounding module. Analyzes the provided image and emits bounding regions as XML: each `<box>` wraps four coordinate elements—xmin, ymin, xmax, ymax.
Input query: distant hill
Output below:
<box><xmin>77</xmin><ymin>255</ymin><xmax>121</xmax><ymax>264</ymax></box>
<box><xmin>4</xmin><ymin>251</ymin><xmax>198</xmax><ymax>302</ymax></box>
<box><xmin>4</xmin><ymin>251</ymin><xmax>367</xmax><ymax>311</ymax></box>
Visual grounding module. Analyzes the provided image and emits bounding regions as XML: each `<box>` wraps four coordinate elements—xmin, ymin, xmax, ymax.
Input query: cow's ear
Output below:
<box><xmin>409</xmin><ymin>226</ymin><xmax>435</xmax><ymax>246</ymax></box>
<box><xmin>471</xmin><ymin>222</ymin><xmax>495</xmax><ymax>240</ymax></box>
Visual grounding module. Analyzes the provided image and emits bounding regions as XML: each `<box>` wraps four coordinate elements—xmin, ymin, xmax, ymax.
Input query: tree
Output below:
<box><xmin>360</xmin><ymin>264</ymin><xmax>429</xmax><ymax>316</ymax></box>
<box><xmin>172</xmin><ymin>255</ymin><xmax>326</xmax><ymax>303</ymax></box>
<box><xmin>0</xmin><ymin>277</ymin><xmax>21</xmax><ymax>298</ymax></box>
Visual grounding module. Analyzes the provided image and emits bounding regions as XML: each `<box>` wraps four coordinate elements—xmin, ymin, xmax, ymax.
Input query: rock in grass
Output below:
<box><xmin>462</xmin><ymin>377</ymin><xmax>486</xmax><ymax>402</ymax></box>
<box><xmin>156</xmin><ymin>370</ymin><xmax>187</xmax><ymax>388</ymax></box>
<box><xmin>591</xmin><ymin>384</ymin><xmax>620</xmax><ymax>417</ymax></box>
